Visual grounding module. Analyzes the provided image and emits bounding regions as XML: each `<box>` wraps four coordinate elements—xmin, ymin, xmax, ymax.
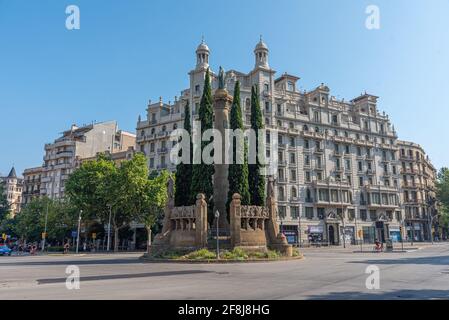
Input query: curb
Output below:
<box><xmin>140</xmin><ymin>255</ymin><xmax>303</xmax><ymax>264</ymax></box>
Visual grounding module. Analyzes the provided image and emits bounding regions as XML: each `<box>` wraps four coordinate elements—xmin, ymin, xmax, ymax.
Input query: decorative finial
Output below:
<box><xmin>260</xmin><ymin>34</ymin><xmax>263</xmax><ymax>42</ymax></box>
<box><xmin>201</xmin><ymin>35</ymin><xmax>205</xmax><ymax>44</ymax></box>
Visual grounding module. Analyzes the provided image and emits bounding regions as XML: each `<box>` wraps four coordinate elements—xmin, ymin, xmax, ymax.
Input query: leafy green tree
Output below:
<box><xmin>12</xmin><ymin>197</ymin><xmax>77</xmax><ymax>244</ymax></box>
<box><xmin>227</xmin><ymin>81</ymin><xmax>250</xmax><ymax>209</ymax></box>
<box><xmin>133</xmin><ymin>170</ymin><xmax>170</xmax><ymax>253</ymax></box>
<box><xmin>191</xmin><ymin>69</ymin><xmax>215</xmax><ymax>223</ymax></box>
<box><xmin>436</xmin><ymin>167</ymin><xmax>449</xmax><ymax>237</ymax></box>
<box><xmin>175</xmin><ymin>100</ymin><xmax>193</xmax><ymax>206</ymax></box>
<box><xmin>248</xmin><ymin>84</ymin><xmax>266</xmax><ymax>206</ymax></box>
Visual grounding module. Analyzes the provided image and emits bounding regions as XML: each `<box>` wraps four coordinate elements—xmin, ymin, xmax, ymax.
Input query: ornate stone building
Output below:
<box><xmin>137</xmin><ymin>39</ymin><xmax>437</xmax><ymax>245</ymax></box>
<box><xmin>1</xmin><ymin>167</ymin><xmax>23</xmax><ymax>217</ymax></box>
<box><xmin>397</xmin><ymin>140</ymin><xmax>438</xmax><ymax>241</ymax></box>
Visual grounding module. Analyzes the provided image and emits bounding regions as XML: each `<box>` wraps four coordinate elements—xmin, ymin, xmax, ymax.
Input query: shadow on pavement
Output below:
<box><xmin>37</xmin><ymin>270</ymin><xmax>215</xmax><ymax>285</ymax></box>
<box><xmin>306</xmin><ymin>289</ymin><xmax>449</xmax><ymax>300</ymax></box>
<box><xmin>348</xmin><ymin>255</ymin><xmax>449</xmax><ymax>266</ymax></box>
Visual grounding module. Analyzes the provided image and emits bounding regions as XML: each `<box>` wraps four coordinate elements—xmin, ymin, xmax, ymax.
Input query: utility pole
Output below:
<box><xmin>76</xmin><ymin>210</ymin><xmax>82</xmax><ymax>254</ymax></box>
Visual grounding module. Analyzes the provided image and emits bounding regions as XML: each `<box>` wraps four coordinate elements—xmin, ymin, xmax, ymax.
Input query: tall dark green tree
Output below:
<box><xmin>248</xmin><ymin>85</ymin><xmax>266</xmax><ymax>206</ymax></box>
<box><xmin>227</xmin><ymin>81</ymin><xmax>250</xmax><ymax>209</ymax></box>
<box><xmin>191</xmin><ymin>69</ymin><xmax>215</xmax><ymax>222</ymax></box>
<box><xmin>175</xmin><ymin>101</ymin><xmax>193</xmax><ymax>206</ymax></box>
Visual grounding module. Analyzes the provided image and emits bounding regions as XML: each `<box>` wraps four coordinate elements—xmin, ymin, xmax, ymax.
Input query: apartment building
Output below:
<box><xmin>136</xmin><ymin>39</ymin><xmax>437</xmax><ymax>245</ymax></box>
<box><xmin>39</xmin><ymin>121</ymin><xmax>135</xmax><ymax>200</ymax></box>
<box><xmin>22</xmin><ymin>167</ymin><xmax>43</xmax><ymax>206</ymax></box>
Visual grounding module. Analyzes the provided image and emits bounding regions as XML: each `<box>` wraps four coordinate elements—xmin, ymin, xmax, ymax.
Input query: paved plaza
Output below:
<box><xmin>1</xmin><ymin>243</ymin><xmax>448</xmax><ymax>300</ymax></box>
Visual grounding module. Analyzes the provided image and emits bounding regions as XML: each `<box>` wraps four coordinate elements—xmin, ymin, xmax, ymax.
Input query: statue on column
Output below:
<box><xmin>218</xmin><ymin>66</ymin><xmax>225</xmax><ymax>90</ymax></box>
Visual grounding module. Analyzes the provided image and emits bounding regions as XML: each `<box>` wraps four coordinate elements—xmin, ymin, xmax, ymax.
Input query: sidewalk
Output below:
<box><xmin>298</xmin><ymin>241</ymin><xmax>448</xmax><ymax>254</ymax></box>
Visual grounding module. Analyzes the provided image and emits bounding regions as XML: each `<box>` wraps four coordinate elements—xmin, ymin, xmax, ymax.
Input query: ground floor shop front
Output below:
<box><xmin>280</xmin><ymin>221</ymin><xmax>403</xmax><ymax>246</ymax></box>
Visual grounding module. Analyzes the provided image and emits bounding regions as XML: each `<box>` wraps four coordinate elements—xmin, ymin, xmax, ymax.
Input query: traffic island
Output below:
<box><xmin>141</xmin><ymin>247</ymin><xmax>303</xmax><ymax>264</ymax></box>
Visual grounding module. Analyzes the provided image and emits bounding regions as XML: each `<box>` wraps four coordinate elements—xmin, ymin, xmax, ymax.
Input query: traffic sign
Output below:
<box><xmin>71</xmin><ymin>231</ymin><xmax>77</xmax><ymax>238</ymax></box>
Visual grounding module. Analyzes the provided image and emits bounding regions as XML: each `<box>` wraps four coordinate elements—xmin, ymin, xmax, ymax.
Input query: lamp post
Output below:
<box><xmin>338</xmin><ymin>177</ymin><xmax>346</xmax><ymax>249</ymax></box>
<box><xmin>76</xmin><ymin>210</ymin><xmax>82</xmax><ymax>254</ymax></box>
<box><xmin>107</xmin><ymin>204</ymin><xmax>112</xmax><ymax>252</ymax></box>
<box><xmin>41</xmin><ymin>202</ymin><xmax>49</xmax><ymax>252</ymax></box>
<box><xmin>215</xmin><ymin>210</ymin><xmax>220</xmax><ymax>260</ymax></box>
<box><xmin>298</xmin><ymin>207</ymin><xmax>302</xmax><ymax>248</ymax></box>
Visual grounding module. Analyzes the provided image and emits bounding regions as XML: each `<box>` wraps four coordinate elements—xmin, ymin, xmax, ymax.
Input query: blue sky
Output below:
<box><xmin>1</xmin><ymin>0</ymin><xmax>448</xmax><ymax>176</ymax></box>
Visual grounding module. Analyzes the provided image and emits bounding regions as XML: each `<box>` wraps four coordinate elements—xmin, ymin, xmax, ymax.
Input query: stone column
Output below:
<box><xmin>213</xmin><ymin>88</ymin><xmax>232</xmax><ymax>229</ymax></box>
<box><xmin>195</xmin><ymin>194</ymin><xmax>208</xmax><ymax>248</ymax></box>
<box><xmin>230</xmin><ymin>193</ymin><xmax>241</xmax><ymax>247</ymax></box>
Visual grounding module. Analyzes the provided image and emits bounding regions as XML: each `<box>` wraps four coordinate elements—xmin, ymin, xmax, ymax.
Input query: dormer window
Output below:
<box><xmin>287</xmin><ymin>81</ymin><xmax>294</xmax><ymax>92</ymax></box>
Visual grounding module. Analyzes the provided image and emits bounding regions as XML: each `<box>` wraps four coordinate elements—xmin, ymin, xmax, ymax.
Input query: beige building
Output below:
<box><xmin>22</xmin><ymin>167</ymin><xmax>43</xmax><ymax>206</ymax></box>
<box><xmin>38</xmin><ymin>121</ymin><xmax>136</xmax><ymax>200</ymax></box>
<box><xmin>1</xmin><ymin>167</ymin><xmax>23</xmax><ymax>217</ymax></box>
<box><xmin>136</xmin><ymin>39</ymin><xmax>416</xmax><ymax>246</ymax></box>
<box><xmin>397</xmin><ymin>140</ymin><xmax>438</xmax><ymax>241</ymax></box>
<box><xmin>77</xmin><ymin>146</ymin><xmax>136</xmax><ymax>168</ymax></box>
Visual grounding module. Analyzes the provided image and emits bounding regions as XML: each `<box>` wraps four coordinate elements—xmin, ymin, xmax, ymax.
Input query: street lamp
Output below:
<box><xmin>215</xmin><ymin>210</ymin><xmax>220</xmax><ymax>260</ymax></box>
<box><xmin>41</xmin><ymin>202</ymin><xmax>49</xmax><ymax>252</ymax></box>
<box><xmin>107</xmin><ymin>204</ymin><xmax>112</xmax><ymax>252</ymax></box>
<box><xmin>337</xmin><ymin>177</ymin><xmax>346</xmax><ymax>249</ymax></box>
<box><xmin>76</xmin><ymin>210</ymin><xmax>82</xmax><ymax>254</ymax></box>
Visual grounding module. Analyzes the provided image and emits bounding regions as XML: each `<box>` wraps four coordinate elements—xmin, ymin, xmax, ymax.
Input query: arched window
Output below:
<box><xmin>151</xmin><ymin>128</ymin><xmax>155</xmax><ymax>135</ymax></box>
<box><xmin>173</xmin><ymin>123</ymin><xmax>178</xmax><ymax>130</ymax></box>
<box><xmin>162</xmin><ymin>125</ymin><xmax>166</xmax><ymax>132</ymax></box>
<box><xmin>315</xmin><ymin>127</ymin><xmax>320</xmax><ymax>133</ymax></box>
<box><xmin>303</xmin><ymin>125</ymin><xmax>309</xmax><ymax>132</ymax></box>
<box><xmin>141</xmin><ymin>130</ymin><xmax>145</xmax><ymax>137</ymax></box>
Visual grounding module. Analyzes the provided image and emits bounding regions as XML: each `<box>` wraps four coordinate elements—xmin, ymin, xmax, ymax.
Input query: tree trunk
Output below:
<box><xmin>114</xmin><ymin>226</ymin><xmax>119</xmax><ymax>253</ymax></box>
<box><xmin>146</xmin><ymin>227</ymin><xmax>152</xmax><ymax>254</ymax></box>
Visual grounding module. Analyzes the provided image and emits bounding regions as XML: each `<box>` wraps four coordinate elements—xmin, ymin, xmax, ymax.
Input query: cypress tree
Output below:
<box><xmin>191</xmin><ymin>69</ymin><xmax>215</xmax><ymax>222</ymax></box>
<box><xmin>227</xmin><ymin>81</ymin><xmax>250</xmax><ymax>209</ymax></box>
<box><xmin>175</xmin><ymin>101</ymin><xmax>193</xmax><ymax>206</ymax></box>
<box><xmin>248</xmin><ymin>85</ymin><xmax>266</xmax><ymax>206</ymax></box>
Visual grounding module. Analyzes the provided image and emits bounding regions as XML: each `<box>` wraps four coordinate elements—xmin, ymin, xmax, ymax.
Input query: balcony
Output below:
<box><xmin>158</xmin><ymin>148</ymin><xmax>168</xmax><ymax>154</ymax></box>
<box><xmin>314</xmin><ymin>148</ymin><xmax>324</xmax><ymax>154</ymax></box>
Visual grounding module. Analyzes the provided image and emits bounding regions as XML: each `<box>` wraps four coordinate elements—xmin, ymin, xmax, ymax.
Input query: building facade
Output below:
<box><xmin>397</xmin><ymin>140</ymin><xmax>438</xmax><ymax>241</ymax></box>
<box><xmin>38</xmin><ymin>121</ymin><xmax>136</xmax><ymax>200</ymax></box>
<box><xmin>1</xmin><ymin>167</ymin><xmax>24</xmax><ymax>217</ymax></box>
<box><xmin>22</xmin><ymin>167</ymin><xmax>43</xmax><ymax>206</ymax></box>
<box><xmin>137</xmin><ymin>39</ymin><xmax>437</xmax><ymax>245</ymax></box>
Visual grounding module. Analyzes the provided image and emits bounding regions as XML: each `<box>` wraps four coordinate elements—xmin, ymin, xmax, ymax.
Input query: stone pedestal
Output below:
<box><xmin>213</xmin><ymin>88</ymin><xmax>232</xmax><ymax>229</ymax></box>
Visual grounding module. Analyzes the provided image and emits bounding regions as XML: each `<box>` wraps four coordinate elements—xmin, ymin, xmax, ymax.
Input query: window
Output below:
<box><xmin>305</xmin><ymin>171</ymin><xmax>311</xmax><ymax>183</ymax></box>
<box><xmin>314</xmin><ymin>111</ymin><xmax>320</xmax><ymax>122</ymax></box>
<box><xmin>291</xmin><ymin>186</ymin><xmax>297</xmax><ymax>198</ymax></box>
<box><xmin>278</xmin><ymin>206</ymin><xmax>286</xmax><ymax>219</ymax></box>
<box><xmin>319</xmin><ymin>189</ymin><xmax>330</xmax><ymax>202</ymax></box>
<box><xmin>317</xmin><ymin>171</ymin><xmax>323</xmax><ymax>181</ymax></box>
<box><xmin>360</xmin><ymin>210</ymin><xmax>367</xmax><ymax>221</ymax></box>
<box><xmin>290</xmin><ymin>153</ymin><xmax>296</xmax><ymax>164</ymax></box>
<box><xmin>278</xmin><ymin>187</ymin><xmax>285</xmax><ymax>201</ymax></box>
<box><xmin>305</xmin><ymin>207</ymin><xmax>314</xmax><ymax>220</ymax></box>
<box><xmin>306</xmin><ymin>189</ymin><xmax>313</xmax><ymax>202</ymax></box>
<box><xmin>290</xmin><ymin>137</ymin><xmax>295</xmax><ymax>146</ymax></box>
<box><xmin>304</xmin><ymin>155</ymin><xmax>310</xmax><ymax>166</ymax></box>
<box><xmin>291</xmin><ymin>206</ymin><xmax>299</xmax><ymax>219</ymax></box>
<box><xmin>290</xmin><ymin>170</ymin><xmax>297</xmax><ymax>182</ymax></box>
<box><xmin>265</xmin><ymin>101</ymin><xmax>270</xmax><ymax>112</ymax></box>
<box><xmin>358</xmin><ymin>161</ymin><xmax>363</xmax><ymax>172</ymax></box>
<box><xmin>149</xmin><ymin>158</ymin><xmax>154</xmax><ymax>168</ymax></box>
<box><xmin>245</xmin><ymin>98</ymin><xmax>251</xmax><ymax>110</ymax></box>
<box><xmin>359</xmin><ymin>177</ymin><xmax>364</xmax><ymax>187</ymax></box>
<box><xmin>287</xmin><ymin>81</ymin><xmax>294</xmax><ymax>92</ymax></box>
<box><xmin>264</xmin><ymin>83</ymin><xmax>269</xmax><ymax>93</ymax></box>
<box><xmin>345</xmin><ymin>159</ymin><xmax>351</xmax><ymax>170</ymax></box>
<box><xmin>195</xmin><ymin>85</ymin><xmax>200</xmax><ymax>93</ymax></box>
<box><xmin>304</xmin><ymin>139</ymin><xmax>310</xmax><ymax>149</ymax></box>
<box><xmin>266</xmin><ymin>132</ymin><xmax>270</xmax><ymax>144</ymax></box>
<box><xmin>317</xmin><ymin>208</ymin><xmax>325</xmax><ymax>219</ymax></box>
<box><xmin>150</xmin><ymin>143</ymin><xmax>155</xmax><ymax>153</ymax></box>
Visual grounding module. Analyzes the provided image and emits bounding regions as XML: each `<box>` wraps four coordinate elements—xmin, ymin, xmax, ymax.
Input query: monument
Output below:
<box><xmin>151</xmin><ymin>67</ymin><xmax>292</xmax><ymax>256</ymax></box>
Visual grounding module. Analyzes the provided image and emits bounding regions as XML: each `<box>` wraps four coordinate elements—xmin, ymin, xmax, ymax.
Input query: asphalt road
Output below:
<box><xmin>1</xmin><ymin>243</ymin><xmax>449</xmax><ymax>300</ymax></box>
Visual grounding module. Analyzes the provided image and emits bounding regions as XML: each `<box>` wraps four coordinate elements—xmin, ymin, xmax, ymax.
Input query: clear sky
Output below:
<box><xmin>1</xmin><ymin>0</ymin><xmax>448</xmax><ymax>176</ymax></box>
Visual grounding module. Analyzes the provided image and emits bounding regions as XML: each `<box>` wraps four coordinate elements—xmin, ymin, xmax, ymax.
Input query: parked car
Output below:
<box><xmin>0</xmin><ymin>245</ymin><xmax>12</xmax><ymax>256</ymax></box>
